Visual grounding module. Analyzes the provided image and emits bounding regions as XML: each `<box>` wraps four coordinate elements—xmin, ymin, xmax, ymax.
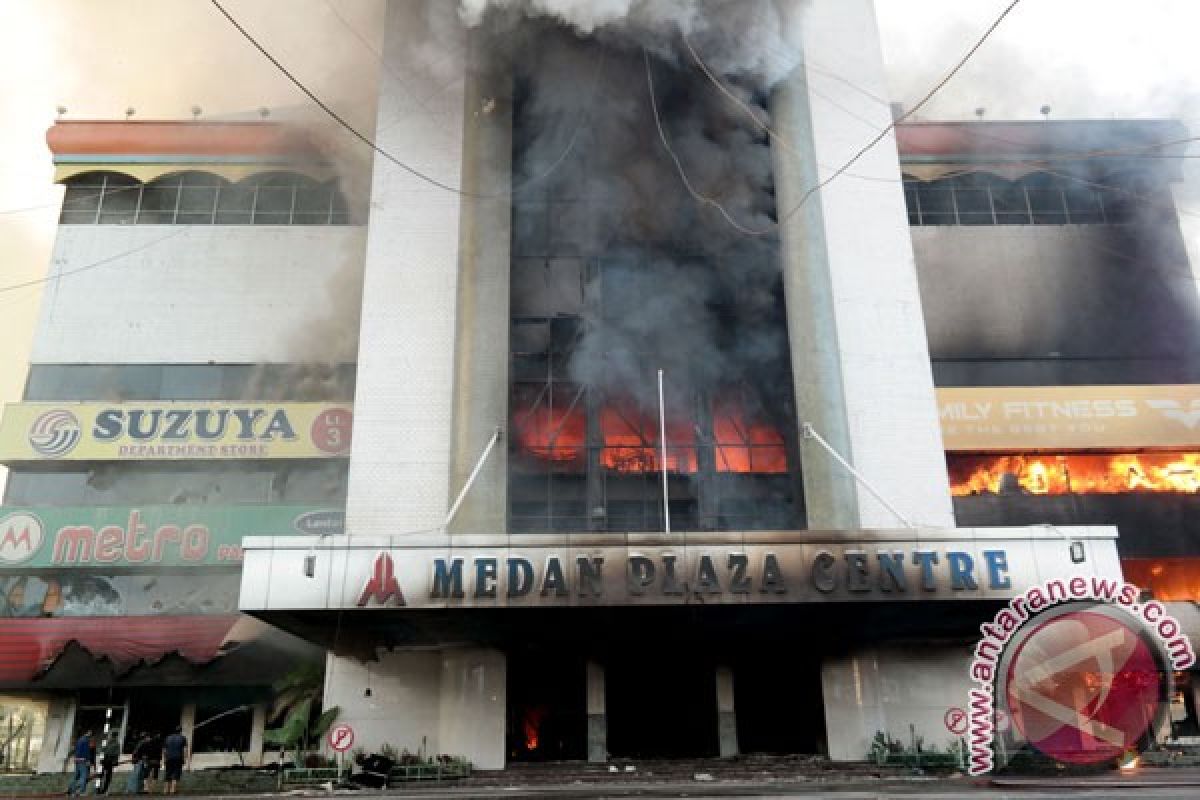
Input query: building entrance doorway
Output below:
<box><xmin>605</xmin><ymin>654</ymin><xmax>719</xmax><ymax>759</ymax></box>
<box><xmin>506</xmin><ymin>649</ymin><xmax>587</xmax><ymax>762</ymax></box>
<box><xmin>734</xmin><ymin>654</ymin><xmax>826</xmax><ymax>754</ymax></box>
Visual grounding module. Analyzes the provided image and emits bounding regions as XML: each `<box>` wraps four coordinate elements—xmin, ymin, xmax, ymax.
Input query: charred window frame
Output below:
<box><xmin>59</xmin><ymin>171</ymin><xmax>352</xmax><ymax>225</ymax></box>
<box><xmin>506</xmin><ymin>35</ymin><xmax>804</xmax><ymax>534</ymax></box>
<box><xmin>903</xmin><ymin>171</ymin><xmax>1141</xmax><ymax>226</ymax></box>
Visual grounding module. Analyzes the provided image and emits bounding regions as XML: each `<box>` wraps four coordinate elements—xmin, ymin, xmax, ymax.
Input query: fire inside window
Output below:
<box><xmin>506</xmin><ymin>29</ymin><xmax>803</xmax><ymax>533</ymax></box>
<box><xmin>948</xmin><ymin>452</ymin><xmax>1200</xmax><ymax>495</ymax></box>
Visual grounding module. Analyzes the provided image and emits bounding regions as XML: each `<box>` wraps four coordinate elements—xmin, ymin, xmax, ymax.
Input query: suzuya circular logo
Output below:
<box><xmin>28</xmin><ymin>409</ymin><xmax>82</xmax><ymax>457</ymax></box>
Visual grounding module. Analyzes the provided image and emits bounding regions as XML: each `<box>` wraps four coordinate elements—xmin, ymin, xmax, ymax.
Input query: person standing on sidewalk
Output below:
<box><xmin>161</xmin><ymin>727</ymin><xmax>188</xmax><ymax>795</ymax></box>
<box><xmin>126</xmin><ymin>732</ymin><xmax>149</xmax><ymax>795</ymax></box>
<box><xmin>66</xmin><ymin>730</ymin><xmax>93</xmax><ymax>797</ymax></box>
<box><xmin>142</xmin><ymin>730</ymin><xmax>162</xmax><ymax>794</ymax></box>
<box><xmin>96</xmin><ymin>731</ymin><xmax>120</xmax><ymax>795</ymax></box>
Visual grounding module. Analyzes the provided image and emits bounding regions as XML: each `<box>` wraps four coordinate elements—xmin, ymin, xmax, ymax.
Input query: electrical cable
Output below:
<box><xmin>681</xmin><ymin>34</ymin><xmax>899</xmax><ymax>185</ymax></box>
<box><xmin>210</xmin><ymin>0</ymin><xmax>598</xmax><ymax>200</ymax></box>
<box><xmin>643</xmin><ymin>48</ymin><xmax>774</xmax><ymax>237</ymax></box>
<box><xmin>651</xmin><ymin>1</ymin><xmax>1021</xmax><ymax>236</ymax></box>
<box><xmin>0</xmin><ymin>228</ymin><xmax>190</xmax><ymax>296</ymax></box>
<box><xmin>772</xmin><ymin>0</ymin><xmax>1024</xmax><ymax>228</ymax></box>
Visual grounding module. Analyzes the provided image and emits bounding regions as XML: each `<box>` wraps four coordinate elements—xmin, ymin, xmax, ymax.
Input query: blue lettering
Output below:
<box><xmin>983</xmin><ymin>550</ymin><xmax>1011</xmax><ymax>589</ymax></box>
<box><xmin>947</xmin><ymin>551</ymin><xmax>978</xmax><ymax>590</ymax></box>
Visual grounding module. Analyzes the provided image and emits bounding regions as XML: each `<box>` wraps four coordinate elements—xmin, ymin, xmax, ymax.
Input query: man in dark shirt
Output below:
<box><xmin>162</xmin><ymin>727</ymin><xmax>188</xmax><ymax>795</ymax></box>
<box><xmin>142</xmin><ymin>731</ymin><xmax>162</xmax><ymax>794</ymax></box>
<box><xmin>96</xmin><ymin>731</ymin><xmax>120</xmax><ymax>795</ymax></box>
<box><xmin>67</xmin><ymin>730</ymin><xmax>93</xmax><ymax>797</ymax></box>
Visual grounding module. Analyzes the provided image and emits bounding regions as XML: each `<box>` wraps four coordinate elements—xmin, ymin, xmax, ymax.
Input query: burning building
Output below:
<box><xmin>0</xmin><ymin>121</ymin><xmax>357</xmax><ymax>770</ymax></box>
<box><xmin>4</xmin><ymin>0</ymin><xmax>1199</xmax><ymax>776</ymax></box>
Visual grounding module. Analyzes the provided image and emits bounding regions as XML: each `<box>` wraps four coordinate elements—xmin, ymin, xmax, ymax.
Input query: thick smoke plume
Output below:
<box><xmin>462</xmin><ymin>0</ymin><xmax>800</xmax><ymax>86</ymax></box>
<box><xmin>491</xmin><ymin>8</ymin><xmax>800</xmax><ymax>440</ymax></box>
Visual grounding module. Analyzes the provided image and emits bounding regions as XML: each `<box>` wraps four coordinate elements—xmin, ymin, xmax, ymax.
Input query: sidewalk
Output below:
<box><xmin>990</xmin><ymin>766</ymin><xmax>1200</xmax><ymax>789</ymax></box>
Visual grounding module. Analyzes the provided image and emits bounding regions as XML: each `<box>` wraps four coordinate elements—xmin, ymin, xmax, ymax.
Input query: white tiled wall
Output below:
<box><xmin>796</xmin><ymin>0</ymin><xmax>954</xmax><ymax>528</ymax></box>
<box><xmin>33</xmin><ymin>226</ymin><xmax>364</xmax><ymax>364</ymax></box>
<box><xmin>344</xmin><ymin>0</ymin><xmax>467</xmax><ymax>535</ymax></box>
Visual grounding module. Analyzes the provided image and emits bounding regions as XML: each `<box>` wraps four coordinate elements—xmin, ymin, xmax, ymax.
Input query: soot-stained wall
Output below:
<box><xmin>914</xmin><ymin>217</ymin><xmax>1200</xmax><ymax>386</ymax></box>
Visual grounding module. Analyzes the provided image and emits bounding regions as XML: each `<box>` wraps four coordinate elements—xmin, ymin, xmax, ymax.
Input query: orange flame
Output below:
<box><xmin>949</xmin><ymin>453</ymin><xmax>1200</xmax><ymax>496</ymax></box>
<box><xmin>1122</xmin><ymin>557</ymin><xmax>1200</xmax><ymax>601</ymax></box>
<box><xmin>522</xmin><ymin>707</ymin><xmax>545</xmax><ymax>752</ymax></box>
<box><xmin>513</xmin><ymin>391</ymin><xmax>788</xmax><ymax>475</ymax></box>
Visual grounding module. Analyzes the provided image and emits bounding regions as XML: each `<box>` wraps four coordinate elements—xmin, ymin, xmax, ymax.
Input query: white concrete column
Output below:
<box><xmin>37</xmin><ymin>695</ymin><xmax>75</xmax><ymax>774</ymax></box>
<box><xmin>772</xmin><ymin>0</ymin><xmax>953</xmax><ymax>528</ymax></box>
<box><xmin>323</xmin><ymin>650</ymin><xmax>443</xmax><ymax>758</ymax></box>
<box><xmin>248</xmin><ymin>704</ymin><xmax>267</xmax><ymax>767</ymax></box>
<box><xmin>345</xmin><ymin>0</ymin><xmax>469</xmax><ymax>534</ymax></box>
<box><xmin>715</xmin><ymin>666</ymin><xmax>738</xmax><ymax>758</ymax></box>
<box><xmin>438</xmin><ymin>648</ymin><xmax>506</xmax><ymax>770</ymax></box>
<box><xmin>180</xmin><ymin>703</ymin><xmax>196</xmax><ymax>748</ymax></box>
<box><xmin>586</xmin><ymin>661</ymin><xmax>606</xmax><ymax>763</ymax></box>
<box><xmin>822</xmin><ymin>644</ymin><xmax>973</xmax><ymax>761</ymax></box>
<box><xmin>447</xmin><ymin>26</ymin><xmax>513</xmax><ymax>535</ymax></box>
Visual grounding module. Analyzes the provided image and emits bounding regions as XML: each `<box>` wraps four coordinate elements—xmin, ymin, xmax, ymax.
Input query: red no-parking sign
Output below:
<box><xmin>944</xmin><ymin>706</ymin><xmax>968</xmax><ymax>735</ymax></box>
<box><xmin>328</xmin><ymin>723</ymin><xmax>355</xmax><ymax>752</ymax></box>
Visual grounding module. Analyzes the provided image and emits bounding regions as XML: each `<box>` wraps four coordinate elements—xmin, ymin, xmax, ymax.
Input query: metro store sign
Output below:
<box><xmin>0</xmin><ymin>505</ymin><xmax>343</xmax><ymax>569</ymax></box>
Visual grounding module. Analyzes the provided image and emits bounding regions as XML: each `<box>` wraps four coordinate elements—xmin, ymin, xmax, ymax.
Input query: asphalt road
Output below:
<box><xmin>201</xmin><ymin>779</ymin><xmax>1200</xmax><ymax>799</ymax></box>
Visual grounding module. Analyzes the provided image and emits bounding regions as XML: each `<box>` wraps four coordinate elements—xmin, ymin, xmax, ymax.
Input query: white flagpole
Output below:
<box><xmin>658</xmin><ymin>369</ymin><xmax>671</xmax><ymax>533</ymax></box>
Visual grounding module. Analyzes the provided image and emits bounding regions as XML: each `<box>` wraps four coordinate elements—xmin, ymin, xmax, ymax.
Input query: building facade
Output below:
<box><xmin>4</xmin><ymin>0</ymin><xmax>1199</xmax><ymax>775</ymax></box>
<box><xmin>0</xmin><ymin>120</ymin><xmax>359</xmax><ymax>771</ymax></box>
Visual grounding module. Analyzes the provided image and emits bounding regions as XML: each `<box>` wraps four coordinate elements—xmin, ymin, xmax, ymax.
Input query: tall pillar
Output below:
<box><xmin>345</xmin><ymin>0</ymin><xmax>469</xmax><ymax>534</ymax></box>
<box><xmin>38</xmin><ymin>695</ymin><xmax>75</xmax><ymax>773</ymax></box>
<box><xmin>447</xmin><ymin>24</ymin><xmax>513</xmax><ymax>535</ymax></box>
<box><xmin>586</xmin><ymin>661</ymin><xmax>607</xmax><ymax>763</ymax></box>
<box><xmin>715</xmin><ymin>666</ymin><xmax>738</xmax><ymax>758</ymax></box>
<box><xmin>180</xmin><ymin>703</ymin><xmax>196</xmax><ymax>751</ymax></box>
<box><xmin>248</xmin><ymin>704</ymin><xmax>267</xmax><ymax>766</ymax></box>
<box><xmin>771</xmin><ymin>0</ymin><xmax>953</xmax><ymax>528</ymax></box>
<box><xmin>438</xmin><ymin>648</ymin><xmax>507</xmax><ymax>770</ymax></box>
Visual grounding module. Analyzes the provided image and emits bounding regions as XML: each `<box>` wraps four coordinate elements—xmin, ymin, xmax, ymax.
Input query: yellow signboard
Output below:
<box><xmin>0</xmin><ymin>402</ymin><xmax>352</xmax><ymax>461</ymax></box>
<box><xmin>938</xmin><ymin>385</ymin><xmax>1200</xmax><ymax>451</ymax></box>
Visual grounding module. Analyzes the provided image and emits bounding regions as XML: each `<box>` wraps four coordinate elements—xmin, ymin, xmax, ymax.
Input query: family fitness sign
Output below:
<box><xmin>967</xmin><ymin>576</ymin><xmax>1196</xmax><ymax>775</ymax></box>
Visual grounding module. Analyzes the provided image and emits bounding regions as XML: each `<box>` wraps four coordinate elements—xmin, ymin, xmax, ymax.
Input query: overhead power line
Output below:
<box><xmin>0</xmin><ymin>228</ymin><xmax>189</xmax><ymax>296</ymax></box>
<box><xmin>209</xmin><ymin>0</ymin><xmax>597</xmax><ymax>200</ymax></box>
<box><xmin>770</xmin><ymin>0</ymin><xmax>1024</xmax><ymax>229</ymax></box>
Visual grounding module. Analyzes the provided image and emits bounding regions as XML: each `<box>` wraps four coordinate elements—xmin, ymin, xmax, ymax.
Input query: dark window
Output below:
<box><xmin>252</xmin><ymin>174</ymin><xmax>295</xmax><ymax>224</ymax></box>
<box><xmin>96</xmin><ymin>175</ymin><xmax>141</xmax><ymax>224</ymax></box>
<box><xmin>1064</xmin><ymin>185</ymin><xmax>1105</xmax><ymax>224</ymax></box>
<box><xmin>915</xmin><ymin>183</ymin><xmax>955</xmax><ymax>225</ymax></box>
<box><xmin>137</xmin><ymin>176</ymin><xmax>181</xmax><ymax>224</ymax></box>
<box><xmin>902</xmin><ymin>171</ymin><xmax>1152</xmax><ymax>226</ymax></box>
<box><xmin>58</xmin><ymin>171</ymin><xmax>352</xmax><ymax>225</ymax></box>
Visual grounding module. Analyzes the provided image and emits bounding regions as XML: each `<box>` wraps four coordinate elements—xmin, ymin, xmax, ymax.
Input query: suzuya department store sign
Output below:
<box><xmin>0</xmin><ymin>402</ymin><xmax>352</xmax><ymax>460</ymax></box>
<box><xmin>0</xmin><ymin>505</ymin><xmax>345</xmax><ymax>569</ymax></box>
<box><xmin>240</xmin><ymin>528</ymin><xmax>1123</xmax><ymax>610</ymax></box>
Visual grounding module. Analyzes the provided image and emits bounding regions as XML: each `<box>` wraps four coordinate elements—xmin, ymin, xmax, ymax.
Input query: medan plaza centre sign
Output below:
<box><xmin>239</xmin><ymin>528</ymin><xmax>1125</xmax><ymax>611</ymax></box>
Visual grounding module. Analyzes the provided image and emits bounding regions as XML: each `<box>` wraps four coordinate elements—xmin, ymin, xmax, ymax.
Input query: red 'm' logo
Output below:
<box><xmin>358</xmin><ymin>553</ymin><xmax>404</xmax><ymax>607</ymax></box>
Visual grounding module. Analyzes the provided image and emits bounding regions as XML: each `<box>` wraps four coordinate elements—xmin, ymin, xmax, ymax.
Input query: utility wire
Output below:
<box><xmin>772</xmin><ymin>0</ymin><xmax>1024</xmax><ymax>228</ymax></box>
<box><xmin>642</xmin><ymin>48</ymin><xmax>773</xmax><ymax>237</ymax></box>
<box><xmin>652</xmin><ymin>1</ymin><xmax>1021</xmax><ymax>236</ymax></box>
<box><xmin>0</xmin><ymin>228</ymin><xmax>189</xmax><ymax>296</ymax></box>
<box><xmin>210</xmin><ymin>0</ymin><xmax>596</xmax><ymax>200</ymax></box>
